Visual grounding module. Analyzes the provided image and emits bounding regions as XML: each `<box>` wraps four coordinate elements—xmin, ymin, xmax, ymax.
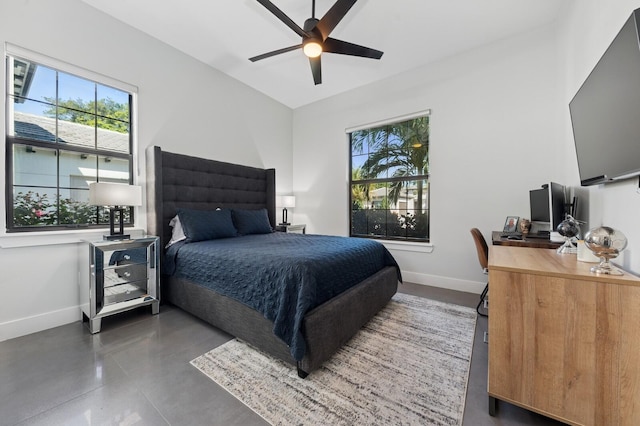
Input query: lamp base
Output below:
<box><xmin>105</xmin><ymin>206</ymin><xmax>128</xmax><ymax>241</ymax></box>
<box><xmin>281</xmin><ymin>207</ymin><xmax>291</xmax><ymax>227</ymax></box>
<box><xmin>103</xmin><ymin>234</ymin><xmax>131</xmax><ymax>241</ymax></box>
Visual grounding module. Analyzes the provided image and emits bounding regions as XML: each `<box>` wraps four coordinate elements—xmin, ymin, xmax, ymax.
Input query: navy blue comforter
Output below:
<box><xmin>164</xmin><ymin>232</ymin><xmax>400</xmax><ymax>360</ymax></box>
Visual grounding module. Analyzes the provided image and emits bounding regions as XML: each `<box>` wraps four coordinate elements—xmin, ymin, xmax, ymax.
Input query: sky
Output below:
<box><xmin>13</xmin><ymin>62</ymin><xmax>129</xmax><ymax>116</ymax></box>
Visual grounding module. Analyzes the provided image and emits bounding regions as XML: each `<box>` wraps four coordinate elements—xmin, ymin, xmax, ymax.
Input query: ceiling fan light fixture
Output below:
<box><xmin>250</xmin><ymin>0</ymin><xmax>383</xmax><ymax>84</ymax></box>
<box><xmin>303</xmin><ymin>39</ymin><xmax>322</xmax><ymax>58</ymax></box>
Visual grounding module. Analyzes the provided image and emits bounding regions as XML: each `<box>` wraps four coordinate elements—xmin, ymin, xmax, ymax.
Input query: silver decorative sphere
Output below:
<box><xmin>557</xmin><ymin>217</ymin><xmax>580</xmax><ymax>238</ymax></box>
<box><xmin>584</xmin><ymin>226</ymin><xmax>627</xmax><ymax>275</ymax></box>
<box><xmin>556</xmin><ymin>215</ymin><xmax>581</xmax><ymax>254</ymax></box>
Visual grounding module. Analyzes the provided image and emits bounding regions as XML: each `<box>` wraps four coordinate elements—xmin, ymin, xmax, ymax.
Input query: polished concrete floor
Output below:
<box><xmin>0</xmin><ymin>283</ymin><xmax>565</xmax><ymax>426</ymax></box>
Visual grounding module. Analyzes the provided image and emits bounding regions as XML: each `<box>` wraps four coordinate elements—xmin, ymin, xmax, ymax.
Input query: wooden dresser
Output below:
<box><xmin>488</xmin><ymin>245</ymin><xmax>640</xmax><ymax>425</ymax></box>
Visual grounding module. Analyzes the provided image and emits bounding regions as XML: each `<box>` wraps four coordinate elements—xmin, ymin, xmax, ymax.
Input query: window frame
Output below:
<box><xmin>348</xmin><ymin>110</ymin><xmax>431</xmax><ymax>243</ymax></box>
<box><xmin>4</xmin><ymin>44</ymin><xmax>138</xmax><ymax>233</ymax></box>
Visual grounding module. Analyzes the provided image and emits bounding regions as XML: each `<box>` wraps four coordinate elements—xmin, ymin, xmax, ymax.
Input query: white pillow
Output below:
<box><xmin>166</xmin><ymin>215</ymin><xmax>187</xmax><ymax>248</ymax></box>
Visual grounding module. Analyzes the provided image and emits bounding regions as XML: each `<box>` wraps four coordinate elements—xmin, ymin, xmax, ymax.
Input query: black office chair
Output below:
<box><xmin>470</xmin><ymin>228</ymin><xmax>489</xmax><ymax>317</ymax></box>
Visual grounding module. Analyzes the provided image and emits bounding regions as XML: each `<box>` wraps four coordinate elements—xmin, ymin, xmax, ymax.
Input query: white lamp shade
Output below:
<box><xmin>279</xmin><ymin>195</ymin><xmax>296</xmax><ymax>208</ymax></box>
<box><xmin>89</xmin><ymin>182</ymin><xmax>142</xmax><ymax>207</ymax></box>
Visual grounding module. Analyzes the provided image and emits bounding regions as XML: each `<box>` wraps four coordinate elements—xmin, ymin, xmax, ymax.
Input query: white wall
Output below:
<box><xmin>0</xmin><ymin>0</ymin><xmax>293</xmax><ymax>341</ymax></box>
<box><xmin>559</xmin><ymin>0</ymin><xmax>640</xmax><ymax>273</ymax></box>
<box><xmin>292</xmin><ymin>25</ymin><xmax>566</xmax><ymax>293</ymax></box>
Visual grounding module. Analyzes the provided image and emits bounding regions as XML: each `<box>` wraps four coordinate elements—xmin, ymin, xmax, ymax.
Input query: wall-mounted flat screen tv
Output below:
<box><xmin>569</xmin><ymin>8</ymin><xmax>640</xmax><ymax>186</ymax></box>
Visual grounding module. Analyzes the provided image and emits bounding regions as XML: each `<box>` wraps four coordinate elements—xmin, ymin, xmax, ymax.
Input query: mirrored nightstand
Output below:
<box><xmin>275</xmin><ymin>224</ymin><xmax>306</xmax><ymax>234</ymax></box>
<box><xmin>79</xmin><ymin>236</ymin><xmax>160</xmax><ymax>333</ymax></box>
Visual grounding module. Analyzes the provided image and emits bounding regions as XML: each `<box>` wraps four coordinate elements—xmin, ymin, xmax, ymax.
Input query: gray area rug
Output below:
<box><xmin>191</xmin><ymin>293</ymin><xmax>477</xmax><ymax>425</ymax></box>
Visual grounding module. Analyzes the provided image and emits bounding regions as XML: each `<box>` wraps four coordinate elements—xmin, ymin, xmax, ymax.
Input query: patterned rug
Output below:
<box><xmin>191</xmin><ymin>293</ymin><xmax>477</xmax><ymax>425</ymax></box>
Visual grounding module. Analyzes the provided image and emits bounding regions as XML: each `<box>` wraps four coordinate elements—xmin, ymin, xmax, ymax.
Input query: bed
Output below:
<box><xmin>146</xmin><ymin>146</ymin><xmax>400</xmax><ymax>377</ymax></box>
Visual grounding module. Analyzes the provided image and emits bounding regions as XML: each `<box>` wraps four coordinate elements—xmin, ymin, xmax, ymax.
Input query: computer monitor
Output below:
<box><xmin>549</xmin><ymin>182</ymin><xmax>567</xmax><ymax>229</ymax></box>
<box><xmin>529</xmin><ymin>182</ymin><xmax>567</xmax><ymax>234</ymax></box>
<box><xmin>530</xmin><ymin>188</ymin><xmax>549</xmax><ymax>223</ymax></box>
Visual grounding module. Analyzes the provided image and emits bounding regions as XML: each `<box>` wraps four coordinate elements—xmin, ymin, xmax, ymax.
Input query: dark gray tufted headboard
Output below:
<box><xmin>145</xmin><ymin>146</ymin><xmax>276</xmax><ymax>249</ymax></box>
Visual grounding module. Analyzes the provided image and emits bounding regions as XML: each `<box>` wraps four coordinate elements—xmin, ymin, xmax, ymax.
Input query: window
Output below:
<box><xmin>5</xmin><ymin>51</ymin><xmax>135</xmax><ymax>232</ymax></box>
<box><xmin>349</xmin><ymin>113</ymin><xmax>430</xmax><ymax>242</ymax></box>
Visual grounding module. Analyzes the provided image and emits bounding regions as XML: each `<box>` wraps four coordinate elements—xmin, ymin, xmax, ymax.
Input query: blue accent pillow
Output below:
<box><xmin>176</xmin><ymin>208</ymin><xmax>237</xmax><ymax>242</ymax></box>
<box><xmin>232</xmin><ymin>208</ymin><xmax>273</xmax><ymax>235</ymax></box>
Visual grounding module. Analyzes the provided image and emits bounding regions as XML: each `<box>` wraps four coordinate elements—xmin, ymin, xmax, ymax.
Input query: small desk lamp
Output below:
<box><xmin>89</xmin><ymin>182</ymin><xmax>142</xmax><ymax>240</ymax></box>
<box><xmin>278</xmin><ymin>195</ymin><xmax>295</xmax><ymax>225</ymax></box>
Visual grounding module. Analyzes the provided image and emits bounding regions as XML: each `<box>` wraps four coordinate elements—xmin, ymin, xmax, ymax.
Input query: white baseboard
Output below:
<box><xmin>0</xmin><ymin>272</ymin><xmax>485</xmax><ymax>342</ymax></box>
<box><xmin>401</xmin><ymin>271</ymin><xmax>486</xmax><ymax>295</ymax></box>
<box><xmin>0</xmin><ymin>306</ymin><xmax>81</xmax><ymax>342</ymax></box>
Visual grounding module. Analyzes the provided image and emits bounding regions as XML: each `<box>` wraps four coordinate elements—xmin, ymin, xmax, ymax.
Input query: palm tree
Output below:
<box><xmin>351</xmin><ymin>116</ymin><xmax>429</xmax><ymax>214</ymax></box>
<box><xmin>351</xmin><ymin>167</ymin><xmax>368</xmax><ymax>209</ymax></box>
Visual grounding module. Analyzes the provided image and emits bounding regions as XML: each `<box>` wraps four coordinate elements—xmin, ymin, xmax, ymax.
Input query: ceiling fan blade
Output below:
<box><xmin>323</xmin><ymin>37</ymin><xmax>383</xmax><ymax>59</ymax></box>
<box><xmin>256</xmin><ymin>0</ymin><xmax>309</xmax><ymax>38</ymax></box>
<box><xmin>316</xmin><ymin>0</ymin><xmax>357</xmax><ymax>40</ymax></box>
<box><xmin>249</xmin><ymin>44</ymin><xmax>302</xmax><ymax>62</ymax></box>
<box><xmin>309</xmin><ymin>56</ymin><xmax>322</xmax><ymax>85</ymax></box>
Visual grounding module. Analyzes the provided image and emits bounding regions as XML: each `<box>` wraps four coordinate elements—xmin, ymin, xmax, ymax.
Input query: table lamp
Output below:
<box><xmin>278</xmin><ymin>195</ymin><xmax>295</xmax><ymax>225</ymax></box>
<box><xmin>89</xmin><ymin>182</ymin><xmax>142</xmax><ymax>240</ymax></box>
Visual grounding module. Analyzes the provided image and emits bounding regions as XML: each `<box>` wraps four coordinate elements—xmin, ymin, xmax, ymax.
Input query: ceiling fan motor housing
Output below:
<box><xmin>250</xmin><ymin>0</ymin><xmax>383</xmax><ymax>85</ymax></box>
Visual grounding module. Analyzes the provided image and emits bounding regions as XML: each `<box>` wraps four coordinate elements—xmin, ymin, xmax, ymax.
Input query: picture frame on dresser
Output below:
<box><xmin>503</xmin><ymin>216</ymin><xmax>519</xmax><ymax>233</ymax></box>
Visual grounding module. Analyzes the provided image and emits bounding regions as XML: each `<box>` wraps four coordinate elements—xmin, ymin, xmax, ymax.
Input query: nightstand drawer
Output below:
<box><xmin>99</xmin><ymin>246</ymin><xmax>148</xmax><ymax>269</ymax></box>
<box><xmin>103</xmin><ymin>281</ymin><xmax>149</xmax><ymax>306</ymax></box>
<box><xmin>103</xmin><ymin>263</ymin><xmax>148</xmax><ymax>287</ymax></box>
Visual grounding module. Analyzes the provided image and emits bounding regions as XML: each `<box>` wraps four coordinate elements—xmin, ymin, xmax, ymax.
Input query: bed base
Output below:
<box><xmin>164</xmin><ymin>265</ymin><xmax>398</xmax><ymax>376</ymax></box>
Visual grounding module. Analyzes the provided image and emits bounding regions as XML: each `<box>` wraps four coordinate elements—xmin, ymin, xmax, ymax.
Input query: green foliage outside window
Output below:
<box><xmin>351</xmin><ymin>210</ymin><xmax>429</xmax><ymax>239</ymax></box>
<box><xmin>13</xmin><ymin>190</ymin><xmax>107</xmax><ymax>227</ymax></box>
<box><xmin>13</xmin><ymin>191</ymin><xmax>56</xmax><ymax>226</ymax></box>
<box><xmin>42</xmin><ymin>97</ymin><xmax>129</xmax><ymax>133</ymax></box>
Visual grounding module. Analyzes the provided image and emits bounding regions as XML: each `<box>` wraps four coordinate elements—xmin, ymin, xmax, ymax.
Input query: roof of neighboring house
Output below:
<box><xmin>13</xmin><ymin>111</ymin><xmax>129</xmax><ymax>153</ymax></box>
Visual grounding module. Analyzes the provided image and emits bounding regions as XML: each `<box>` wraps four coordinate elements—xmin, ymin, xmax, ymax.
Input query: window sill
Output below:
<box><xmin>379</xmin><ymin>240</ymin><xmax>434</xmax><ymax>253</ymax></box>
<box><xmin>0</xmin><ymin>227</ymin><xmax>146</xmax><ymax>248</ymax></box>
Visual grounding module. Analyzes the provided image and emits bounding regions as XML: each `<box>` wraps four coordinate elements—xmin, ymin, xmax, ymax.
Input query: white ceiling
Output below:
<box><xmin>81</xmin><ymin>0</ymin><xmax>569</xmax><ymax>109</ymax></box>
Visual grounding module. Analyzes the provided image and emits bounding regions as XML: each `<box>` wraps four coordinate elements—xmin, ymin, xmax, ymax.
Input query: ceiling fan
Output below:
<box><xmin>249</xmin><ymin>0</ymin><xmax>383</xmax><ymax>85</ymax></box>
